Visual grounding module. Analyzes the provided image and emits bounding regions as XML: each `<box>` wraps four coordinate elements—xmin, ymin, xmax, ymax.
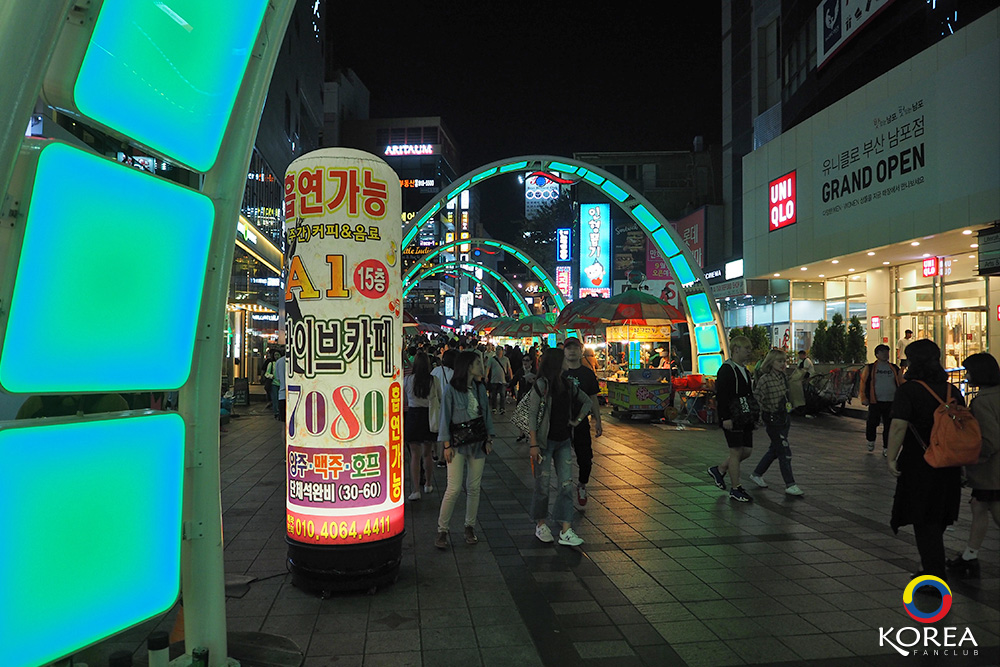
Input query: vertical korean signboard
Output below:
<box><xmin>283</xmin><ymin>148</ymin><xmax>403</xmax><ymax>591</ymax></box>
<box><xmin>579</xmin><ymin>203</ymin><xmax>611</xmax><ymax>298</ymax></box>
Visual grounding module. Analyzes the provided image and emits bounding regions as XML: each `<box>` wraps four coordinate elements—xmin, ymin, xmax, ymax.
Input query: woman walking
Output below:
<box><xmin>435</xmin><ymin>351</ymin><xmax>495</xmax><ymax>549</ymax></box>
<box><xmin>749</xmin><ymin>348</ymin><xmax>804</xmax><ymax>496</ymax></box>
<box><xmin>403</xmin><ymin>352</ymin><xmax>439</xmax><ymax>501</ymax></box>
<box><xmin>527</xmin><ymin>349</ymin><xmax>592</xmax><ymax>546</ymax></box>
<box><xmin>946</xmin><ymin>353</ymin><xmax>1000</xmax><ymax>577</ymax></box>
<box><xmin>886</xmin><ymin>339</ymin><xmax>965</xmax><ymax>580</ymax></box>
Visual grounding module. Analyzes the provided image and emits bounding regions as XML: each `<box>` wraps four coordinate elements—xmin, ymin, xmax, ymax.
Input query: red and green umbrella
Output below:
<box><xmin>588</xmin><ymin>289</ymin><xmax>685</xmax><ymax>326</ymax></box>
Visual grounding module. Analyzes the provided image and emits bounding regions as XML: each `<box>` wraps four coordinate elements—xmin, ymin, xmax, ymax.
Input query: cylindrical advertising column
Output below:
<box><xmin>282</xmin><ymin>148</ymin><xmax>403</xmax><ymax>593</ymax></box>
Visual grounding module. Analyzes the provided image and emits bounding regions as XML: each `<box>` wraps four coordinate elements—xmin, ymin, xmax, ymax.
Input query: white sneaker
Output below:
<box><xmin>867</xmin><ymin>441</ymin><xmax>876</xmax><ymax>452</ymax></box>
<box><xmin>408</xmin><ymin>491</ymin><xmax>421</xmax><ymax>501</ymax></box>
<box><xmin>749</xmin><ymin>473</ymin><xmax>768</xmax><ymax>488</ymax></box>
<box><xmin>423</xmin><ymin>485</ymin><xmax>434</xmax><ymax>494</ymax></box>
<box><xmin>558</xmin><ymin>528</ymin><xmax>584</xmax><ymax>546</ymax></box>
<box><xmin>785</xmin><ymin>485</ymin><xmax>804</xmax><ymax>496</ymax></box>
<box><xmin>535</xmin><ymin>524</ymin><xmax>554</xmax><ymax>543</ymax></box>
<box><xmin>883</xmin><ymin>449</ymin><xmax>888</xmax><ymax>458</ymax></box>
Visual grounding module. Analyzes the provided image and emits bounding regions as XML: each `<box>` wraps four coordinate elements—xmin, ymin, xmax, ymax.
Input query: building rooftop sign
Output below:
<box><xmin>384</xmin><ymin>144</ymin><xmax>437</xmax><ymax>157</ymax></box>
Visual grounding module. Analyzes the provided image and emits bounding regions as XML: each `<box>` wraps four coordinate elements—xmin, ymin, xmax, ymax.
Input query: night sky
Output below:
<box><xmin>327</xmin><ymin>3</ymin><xmax>723</xmax><ymax>232</ymax></box>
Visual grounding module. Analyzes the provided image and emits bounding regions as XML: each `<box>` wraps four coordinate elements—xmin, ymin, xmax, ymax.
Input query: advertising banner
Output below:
<box><xmin>579</xmin><ymin>203</ymin><xmax>611</xmax><ymax>298</ymax></box>
<box><xmin>817</xmin><ymin>0</ymin><xmax>894</xmax><ymax>69</ymax></box>
<box><xmin>283</xmin><ymin>148</ymin><xmax>403</xmax><ymax>548</ymax></box>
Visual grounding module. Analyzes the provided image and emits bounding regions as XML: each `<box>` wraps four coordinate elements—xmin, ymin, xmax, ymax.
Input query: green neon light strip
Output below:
<box><xmin>632</xmin><ymin>204</ymin><xmax>661</xmax><ymax>232</ymax></box>
<box><xmin>74</xmin><ymin>0</ymin><xmax>269</xmax><ymax>172</ymax></box>
<box><xmin>0</xmin><ymin>142</ymin><xmax>213</xmax><ymax>392</ymax></box>
<box><xmin>651</xmin><ymin>228</ymin><xmax>681</xmax><ymax>257</ymax></box>
<box><xmin>547</xmin><ymin>161</ymin><xmax>579</xmax><ymax>174</ymax></box>
<box><xmin>698</xmin><ymin>354</ymin><xmax>724</xmax><ymax>376</ymax></box>
<box><xmin>2</xmin><ymin>414</ymin><xmax>184</xmax><ymax>667</ymax></box>
<box><xmin>581</xmin><ymin>170</ymin><xmax>604</xmax><ymax>186</ymax></box>
<box><xmin>686</xmin><ymin>293</ymin><xmax>715</xmax><ymax>325</ymax></box>
<box><xmin>670</xmin><ymin>254</ymin><xmax>698</xmax><ymax>286</ymax></box>
<box><xmin>499</xmin><ymin>161</ymin><xmax>529</xmax><ymax>173</ymax></box>
<box><xmin>694</xmin><ymin>325</ymin><xmax>722</xmax><ymax>354</ymax></box>
<box><xmin>600</xmin><ymin>180</ymin><xmax>629</xmax><ymax>202</ymax></box>
<box><xmin>470</xmin><ymin>167</ymin><xmax>497</xmax><ymax>184</ymax></box>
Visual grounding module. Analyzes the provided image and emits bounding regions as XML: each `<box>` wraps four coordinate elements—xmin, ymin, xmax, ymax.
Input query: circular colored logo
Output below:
<box><xmin>353</xmin><ymin>259</ymin><xmax>389</xmax><ymax>299</ymax></box>
<box><xmin>903</xmin><ymin>575</ymin><xmax>952</xmax><ymax>623</ymax></box>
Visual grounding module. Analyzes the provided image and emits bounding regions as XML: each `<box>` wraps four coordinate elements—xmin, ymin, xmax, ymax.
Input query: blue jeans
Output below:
<box><xmin>531</xmin><ymin>438</ymin><xmax>576</xmax><ymax>524</ymax></box>
<box><xmin>753</xmin><ymin>416</ymin><xmax>795</xmax><ymax>485</ymax></box>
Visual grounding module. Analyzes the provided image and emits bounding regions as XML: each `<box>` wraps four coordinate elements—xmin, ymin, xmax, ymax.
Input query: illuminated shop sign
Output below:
<box><xmin>283</xmin><ymin>149</ymin><xmax>403</xmax><ymax>548</ymax></box>
<box><xmin>556</xmin><ymin>228</ymin><xmax>572</xmax><ymax>262</ymax></box>
<box><xmin>400</xmin><ymin>179</ymin><xmax>435</xmax><ymax>188</ymax></box>
<box><xmin>817</xmin><ymin>0</ymin><xmax>894</xmax><ymax>69</ymax></box>
<box><xmin>870</xmin><ymin>316</ymin><xmax>881</xmax><ymax>329</ymax></box>
<box><xmin>555</xmin><ymin>266</ymin><xmax>573</xmax><ymax>299</ymax></box>
<box><xmin>922</xmin><ymin>256</ymin><xmax>941</xmax><ymax>277</ymax></box>
<box><xmin>769</xmin><ymin>171</ymin><xmax>797</xmax><ymax>231</ymax></box>
<box><xmin>383</xmin><ymin>144</ymin><xmax>436</xmax><ymax>156</ymax></box>
<box><xmin>579</xmin><ymin>203</ymin><xmax>611</xmax><ymax>298</ymax></box>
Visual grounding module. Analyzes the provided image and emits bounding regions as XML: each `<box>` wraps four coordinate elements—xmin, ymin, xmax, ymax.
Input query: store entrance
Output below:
<box><xmin>944</xmin><ymin>309</ymin><xmax>987</xmax><ymax>368</ymax></box>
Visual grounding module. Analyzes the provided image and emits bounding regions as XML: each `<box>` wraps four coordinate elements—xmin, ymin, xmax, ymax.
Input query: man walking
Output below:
<box><xmin>708</xmin><ymin>336</ymin><xmax>755</xmax><ymax>502</ymax></box>
<box><xmin>896</xmin><ymin>329</ymin><xmax>914</xmax><ymax>364</ymax></box>
<box><xmin>859</xmin><ymin>344</ymin><xmax>903</xmax><ymax>457</ymax></box>
<box><xmin>562</xmin><ymin>338</ymin><xmax>602</xmax><ymax>507</ymax></box>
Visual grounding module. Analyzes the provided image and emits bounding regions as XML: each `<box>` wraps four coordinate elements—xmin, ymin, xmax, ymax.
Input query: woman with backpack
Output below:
<box><xmin>403</xmin><ymin>352</ymin><xmax>439</xmax><ymax>501</ymax></box>
<box><xmin>947</xmin><ymin>353</ymin><xmax>1000</xmax><ymax>577</ymax></box>
<box><xmin>435</xmin><ymin>351</ymin><xmax>495</xmax><ymax>549</ymax></box>
<box><xmin>886</xmin><ymin>339</ymin><xmax>965</xmax><ymax>580</ymax></box>
<box><xmin>526</xmin><ymin>348</ymin><xmax>592</xmax><ymax>546</ymax></box>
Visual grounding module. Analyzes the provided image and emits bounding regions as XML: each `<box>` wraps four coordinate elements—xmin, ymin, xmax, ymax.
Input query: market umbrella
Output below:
<box><xmin>588</xmin><ymin>289</ymin><xmax>686</xmax><ymax>326</ymax></box>
<box><xmin>403</xmin><ymin>311</ymin><xmax>419</xmax><ymax>329</ymax></box>
<box><xmin>490</xmin><ymin>315</ymin><xmax>559</xmax><ymax>338</ymax></box>
<box><xmin>475</xmin><ymin>316</ymin><xmax>515</xmax><ymax>334</ymax></box>
<box><xmin>416</xmin><ymin>321</ymin><xmax>446</xmax><ymax>334</ymax></box>
<box><xmin>467</xmin><ymin>314</ymin><xmax>493</xmax><ymax>329</ymax></box>
<box><xmin>554</xmin><ymin>296</ymin><xmax>606</xmax><ymax>329</ymax></box>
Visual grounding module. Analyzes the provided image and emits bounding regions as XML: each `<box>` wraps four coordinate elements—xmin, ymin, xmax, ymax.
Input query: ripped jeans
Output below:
<box><xmin>530</xmin><ymin>438</ymin><xmax>576</xmax><ymax>524</ymax></box>
<box><xmin>753</xmin><ymin>417</ymin><xmax>795</xmax><ymax>486</ymax></box>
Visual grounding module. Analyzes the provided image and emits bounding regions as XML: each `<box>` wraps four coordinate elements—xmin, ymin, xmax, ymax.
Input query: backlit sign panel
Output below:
<box><xmin>922</xmin><ymin>257</ymin><xmax>940</xmax><ymax>277</ymax></box>
<box><xmin>556</xmin><ymin>228</ymin><xmax>572</xmax><ymax>262</ymax></box>
<box><xmin>769</xmin><ymin>171</ymin><xmax>797</xmax><ymax>231</ymax></box>
<box><xmin>579</xmin><ymin>204</ymin><xmax>611</xmax><ymax>298</ymax></box>
<box><xmin>384</xmin><ymin>144</ymin><xmax>437</xmax><ymax>156</ymax></box>
<box><xmin>556</xmin><ymin>266</ymin><xmax>573</xmax><ymax>300</ymax></box>
<box><xmin>525</xmin><ymin>171</ymin><xmax>562</xmax><ymax>220</ymax></box>
<box><xmin>283</xmin><ymin>148</ymin><xmax>403</xmax><ymax>548</ymax></box>
<box><xmin>870</xmin><ymin>316</ymin><xmax>881</xmax><ymax>330</ymax></box>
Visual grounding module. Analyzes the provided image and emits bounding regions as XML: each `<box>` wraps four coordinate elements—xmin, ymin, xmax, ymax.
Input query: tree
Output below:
<box><xmin>729</xmin><ymin>325</ymin><xmax>770</xmax><ymax>363</ymax></box>
<box><xmin>811</xmin><ymin>319</ymin><xmax>830</xmax><ymax>362</ymax></box>
<box><xmin>846</xmin><ymin>315</ymin><xmax>867</xmax><ymax>363</ymax></box>
<box><xmin>827</xmin><ymin>312</ymin><xmax>847</xmax><ymax>363</ymax></box>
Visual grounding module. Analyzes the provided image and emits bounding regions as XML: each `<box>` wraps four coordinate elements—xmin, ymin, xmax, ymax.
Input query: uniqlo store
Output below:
<box><xmin>732</xmin><ymin>10</ymin><xmax>1000</xmax><ymax>364</ymax></box>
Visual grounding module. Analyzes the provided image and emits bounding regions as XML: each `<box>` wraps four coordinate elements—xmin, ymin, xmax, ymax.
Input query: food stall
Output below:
<box><xmin>604</xmin><ymin>325</ymin><xmax>674</xmax><ymax>420</ymax></box>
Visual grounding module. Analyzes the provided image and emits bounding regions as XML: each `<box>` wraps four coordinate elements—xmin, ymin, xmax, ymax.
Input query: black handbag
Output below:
<box><xmin>761</xmin><ymin>409</ymin><xmax>787</xmax><ymax>426</ymax></box>
<box><xmin>451</xmin><ymin>416</ymin><xmax>487</xmax><ymax>448</ymax></box>
<box><xmin>728</xmin><ymin>395</ymin><xmax>760</xmax><ymax>429</ymax></box>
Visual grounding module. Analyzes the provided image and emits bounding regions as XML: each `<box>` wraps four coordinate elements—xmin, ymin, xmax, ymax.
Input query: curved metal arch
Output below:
<box><xmin>402</xmin><ymin>155</ymin><xmax>728</xmax><ymax>374</ymax></box>
<box><xmin>405</xmin><ymin>267</ymin><xmax>509</xmax><ymax>318</ymax></box>
<box><xmin>404</xmin><ymin>261</ymin><xmax>531</xmax><ymax>316</ymax></box>
<box><xmin>403</xmin><ymin>237</ymin><xmax>566</xmax><ymax>311</ymax></box>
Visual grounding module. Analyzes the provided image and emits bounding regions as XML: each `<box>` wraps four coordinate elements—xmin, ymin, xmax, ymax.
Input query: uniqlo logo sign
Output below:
<box><xmin>870</xmin><ymin>316</ymin><xmax>881</xmax><ymax>330</ymax></box>
<box><xmin>922</xmin><ymin>257</ymin><xmax>940</xmax><ymax>277</ymax></box>
<box><xmin>768</xmin><ymin>171</ymin><xmax>796</xmax><ymax>231</ymax></box>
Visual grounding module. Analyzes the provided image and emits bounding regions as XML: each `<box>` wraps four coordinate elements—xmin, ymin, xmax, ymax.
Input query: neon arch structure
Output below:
<box><xmin>406</xmin><ymin>266</ymin><xmax>509</xmax><ymax>318</ymax></box>
<box><xmin>403</xmin><ymin>156</ymin><xmax>728</xmax><ymax>374</ymax></box>
<box><xmin>404</xmin><ymin>261</ymin><xmax>532</xmax><ymax>316</ymax></box>
<box><xmin>403</xmin><ymin>237</ymin><xmax>566</xmax><ymax>312</ymax></box>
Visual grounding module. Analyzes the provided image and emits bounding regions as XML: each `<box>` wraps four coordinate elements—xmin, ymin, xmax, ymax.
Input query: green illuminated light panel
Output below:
<box><xmin>685</xmin><ymin>293</ymin><xmax>715</xmax><ymax>325</ymax></box>
<box><xmin>0</xmin><ymin>142</ymin><xmax>214</xmax><ymax>392</ymax></box>
<box><xmin>0</xmin><ymin>414</ymin><xmax>185</xmax><ymax>667</ymax></box>
<box><xmin>670</xmin><ymin>255</ymin><xmax>697</xmax><ymax>286</ymax></box>
<box><xmin>631</xmin><ymin>204</ymin><xmax>660</xmax><ymax>232</ymax></box>
<box><xmin>694</xmin><ymin>325</ymin><xmax>723</xmax><ymax>354</ymax></box>
<box><xmin>74</xmin><ymin>0</ymin><xmax>269</xmax><ymax>171</ymax></box>
<box><xmin>698</xmin><ymin>354</ymin><xmax>724</xmax><ymax>375</ymax></box>
<box><xmin>600</xmin><ymin>180</ymin><xmax>629</xmax><ymax>202</ymax></box>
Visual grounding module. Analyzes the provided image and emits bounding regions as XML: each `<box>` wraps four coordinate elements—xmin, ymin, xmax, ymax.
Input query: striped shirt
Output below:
<box><xmin>753</xmin><ymin>370</ymin><xmax>789</xmax><ymax>413</ymax></box>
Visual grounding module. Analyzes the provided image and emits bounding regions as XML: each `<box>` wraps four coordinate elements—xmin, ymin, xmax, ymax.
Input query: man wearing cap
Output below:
<box><xmin>562</xmin><ymin>338</ymin><xmax>603</xmax><ymax>507</ymax></box>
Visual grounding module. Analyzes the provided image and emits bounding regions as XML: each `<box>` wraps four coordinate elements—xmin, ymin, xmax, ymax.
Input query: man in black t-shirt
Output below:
<box><xmin>563</xmin><ymin>338</ymin><xmax>603</xmax><ymax>507</ymax></box>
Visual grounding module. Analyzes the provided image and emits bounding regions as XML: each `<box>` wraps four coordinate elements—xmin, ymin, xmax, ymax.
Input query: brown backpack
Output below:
<box><xmin>910</xmin><ymin>381</ymin><xmax>982</xmax><ymax>468</ymax></box>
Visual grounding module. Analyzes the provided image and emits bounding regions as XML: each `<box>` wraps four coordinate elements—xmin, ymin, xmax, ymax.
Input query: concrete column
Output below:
<box><xmin>988</xmin><ymin>275</ymin><xmax>999</xmax><ymax>355</ymax></box>
<box><xmin>866</xmin><ymin>268</ymin><xmax>892</xmax><ymax>361</ymax></box>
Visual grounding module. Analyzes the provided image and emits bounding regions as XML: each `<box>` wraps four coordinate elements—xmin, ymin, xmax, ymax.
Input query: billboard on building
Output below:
<box><xmin>579</xmin><ymin>203</ymin><xmax>611</xmax><ymax>298</ymax></box>
<box><xmin>524</xmin><ymin>172</ymin><xmax>562</xmax><ymax>220</ymax></box>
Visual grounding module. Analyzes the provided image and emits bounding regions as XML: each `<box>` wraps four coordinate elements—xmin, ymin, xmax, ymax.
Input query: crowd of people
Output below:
<box><xmin>400</xmin><ymin>335</ymin><xmax>602</xmax><ymax>549</ymax></box>
<box><xmin>398</xmin><ymin>331</ymin><xmax>998</xmax><ymax>589</ymax></box>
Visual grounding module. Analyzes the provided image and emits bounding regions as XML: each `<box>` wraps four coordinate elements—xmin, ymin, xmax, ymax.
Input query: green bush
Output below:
<box><xmin>827</xmin><ymin>313</ymin><xmax>846</xmax><ymax>364</ymax></box>
<box><xmin>811</xmin><ymin>320</ymin><xmax>830</xmax><ymax>362</ymax></box>
<box><xmin>729</xmin><ymin>325</ymin><xmax>771</xmax><ymax>363</ymax></box>
<box><xmin>846</xmin><ymin>316</ymin><xmax>867</xmax><ymax>363</ymax></box>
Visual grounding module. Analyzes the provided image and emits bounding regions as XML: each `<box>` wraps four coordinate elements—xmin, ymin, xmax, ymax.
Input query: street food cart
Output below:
<box><xmin>604</xmin><ymin>325</ymin><xmax>674</xmax><ymax>420</ymax></box>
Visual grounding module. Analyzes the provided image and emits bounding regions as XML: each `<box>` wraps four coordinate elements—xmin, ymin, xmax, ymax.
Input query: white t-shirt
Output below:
<box><xmin>431</xmin><ymin>366</ymin><xmax>453</xmax><ymax>396</ymax></box>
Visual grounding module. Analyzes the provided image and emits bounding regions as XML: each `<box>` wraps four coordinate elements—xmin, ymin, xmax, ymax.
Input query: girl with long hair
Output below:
<box><xmin>527</xmin><ymin>349</ymin><xmax>592</xmax><ymax>546</ymax></box>
<box><xmin>749</xmin><ymin>348</ymin><xmax>803</xmax><ymax>496</ymax></box>
<box><xmin>403</xmin><ymin>352</ymin><xmax>438</xmax><ymax>500</ymax></box>
<box><xmin>947</xmin><ymin>352</ymin><xmax>1000</xmax><ymax>577</ymax></box>
<box><xmin>886</xmin><ymin>339</ymin><xmax>965</xmax><ymax>580</ymax></box>
<box><xmin>435</xmin><ymin>351</ymin><xmax>496</xmax><ymax>549</ymax></box>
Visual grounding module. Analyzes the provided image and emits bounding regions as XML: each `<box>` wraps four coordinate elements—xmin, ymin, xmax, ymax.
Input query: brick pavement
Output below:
<box><xmin>81</xmin><ymin>401</ymin><xmax>998</xmax><ymax>666</ymax></box>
